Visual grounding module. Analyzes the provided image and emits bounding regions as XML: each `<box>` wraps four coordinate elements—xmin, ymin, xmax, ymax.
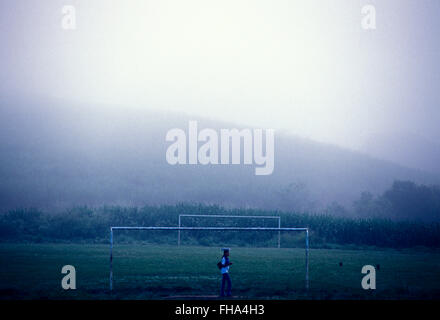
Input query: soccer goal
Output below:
<box><xmin>178</xmin><ymin>214</ymin><xmax>281</xmax><ymax>248</ymax></box>
<box><xmin>109</xmin><ymin>226</ymin><xmax>310</xmax><ymax>291</ymax></box>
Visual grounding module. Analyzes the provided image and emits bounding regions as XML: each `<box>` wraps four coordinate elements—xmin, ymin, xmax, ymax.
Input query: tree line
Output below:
<box><xmin>1</xmin><ymin>203</ymin><xmax>439</xmax><ymax>248</ymax></box>
<box><xmin>350</xmin><ymin>180</ymin><xmax>440</xmax><ymax>221</ymax></box>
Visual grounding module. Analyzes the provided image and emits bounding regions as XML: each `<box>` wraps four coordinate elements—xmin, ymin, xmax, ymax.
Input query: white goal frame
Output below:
<box><xmin>109</xmin><ymin>226</ymin><xmax>309</xmax><ymax>292</ymax></box>
<box><xmin>178</xmin><ymin>214</ymin><xmax>281</xmax><ymax>248</ymax></box>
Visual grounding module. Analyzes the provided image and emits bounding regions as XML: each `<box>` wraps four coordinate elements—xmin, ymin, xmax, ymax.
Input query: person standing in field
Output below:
<box><xmin>219</xmin><ymin>248</ymin><xmax>233</xmax><ymax>297</ymax></box>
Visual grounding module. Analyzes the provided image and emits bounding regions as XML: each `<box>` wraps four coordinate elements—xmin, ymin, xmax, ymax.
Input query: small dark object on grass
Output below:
<box><xmin>339</xmin><ymin>262</ymin><xmax>343</xmax><ymax>267</ymax></box>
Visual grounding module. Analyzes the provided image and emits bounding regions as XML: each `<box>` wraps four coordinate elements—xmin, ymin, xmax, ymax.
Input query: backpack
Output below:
<box><xmin>217</xmin><ymin>260</ymin><xmax>223</xmax><ymax>269</ymax></box>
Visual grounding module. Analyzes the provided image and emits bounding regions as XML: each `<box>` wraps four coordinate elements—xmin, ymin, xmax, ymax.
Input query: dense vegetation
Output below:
<box><xmin>1</xmin><ymin>203</ymin><xmax>439</xmax><ymax>249</ymax></box>
<box><xmin>351</xmin><ymin>180</ymin><xmax>440</xmax><ymax>221</ymax></box>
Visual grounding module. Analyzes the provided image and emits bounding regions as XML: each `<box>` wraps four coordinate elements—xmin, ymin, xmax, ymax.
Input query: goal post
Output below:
<box><xmin>109</xmin><ymin>226</ymin><xmax>309</xmax><ymax>292</ymax></box>
<box><xmin>178</xmin><ymin>214</ymin><xmax>281</xmax><ymax>248</ymax></box>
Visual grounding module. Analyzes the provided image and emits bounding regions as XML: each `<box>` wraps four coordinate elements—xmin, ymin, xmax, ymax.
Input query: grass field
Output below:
<box><xmin>0</xmin><ymin>243</ymin><xmax>439</xmax><ymax>299</ymax></box>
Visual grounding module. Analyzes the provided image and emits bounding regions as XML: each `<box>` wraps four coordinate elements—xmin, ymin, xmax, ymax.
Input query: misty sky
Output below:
<box><xmin>1</xmin><ymin>0</ymin><xmax>439</xmax><ymax>172</ymax></box>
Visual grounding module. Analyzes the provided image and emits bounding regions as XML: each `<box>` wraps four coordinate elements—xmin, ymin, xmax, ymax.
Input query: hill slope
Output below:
<box><xmin>1</xmin><ymin>96</ymin><xmax>438</xmax><ymax>213</ymax></box>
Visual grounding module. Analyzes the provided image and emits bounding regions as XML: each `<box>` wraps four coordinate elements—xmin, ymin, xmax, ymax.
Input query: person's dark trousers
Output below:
<box><xmin>220</xmin><ymin>273</ymin><xmax>232</xmax><ymax>297</ymax></box>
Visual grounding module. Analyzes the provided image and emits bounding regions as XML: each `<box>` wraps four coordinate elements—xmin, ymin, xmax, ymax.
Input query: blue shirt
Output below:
<box><xmin>221</xmin><ymin>256</ymin><xmax>230</xmax><ymax>274</ymax></box>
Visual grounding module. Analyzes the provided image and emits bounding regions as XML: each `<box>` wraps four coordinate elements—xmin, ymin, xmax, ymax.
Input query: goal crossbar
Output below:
<box><xmin>178</xmin><ymin>214</ymin><xmax>282</xmax><ymax>248</ymax></box>
<box><xmin>109</xmin><ymin>226</ymin><xmax>309</xmax><ymax>292</ymax></box>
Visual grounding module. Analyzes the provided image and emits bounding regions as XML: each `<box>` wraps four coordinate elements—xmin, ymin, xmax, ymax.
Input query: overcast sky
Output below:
<box><xmin>1</xmin><ymin>0</ymin><xmax>439</xmax><ymax>170</ymax></box>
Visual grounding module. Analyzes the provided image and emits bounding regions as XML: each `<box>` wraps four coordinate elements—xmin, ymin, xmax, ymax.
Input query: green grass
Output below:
<box><xmin>0</xmin><ymin>243</ymin><xmax>439</xmax><ymax>299</ymax></box>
